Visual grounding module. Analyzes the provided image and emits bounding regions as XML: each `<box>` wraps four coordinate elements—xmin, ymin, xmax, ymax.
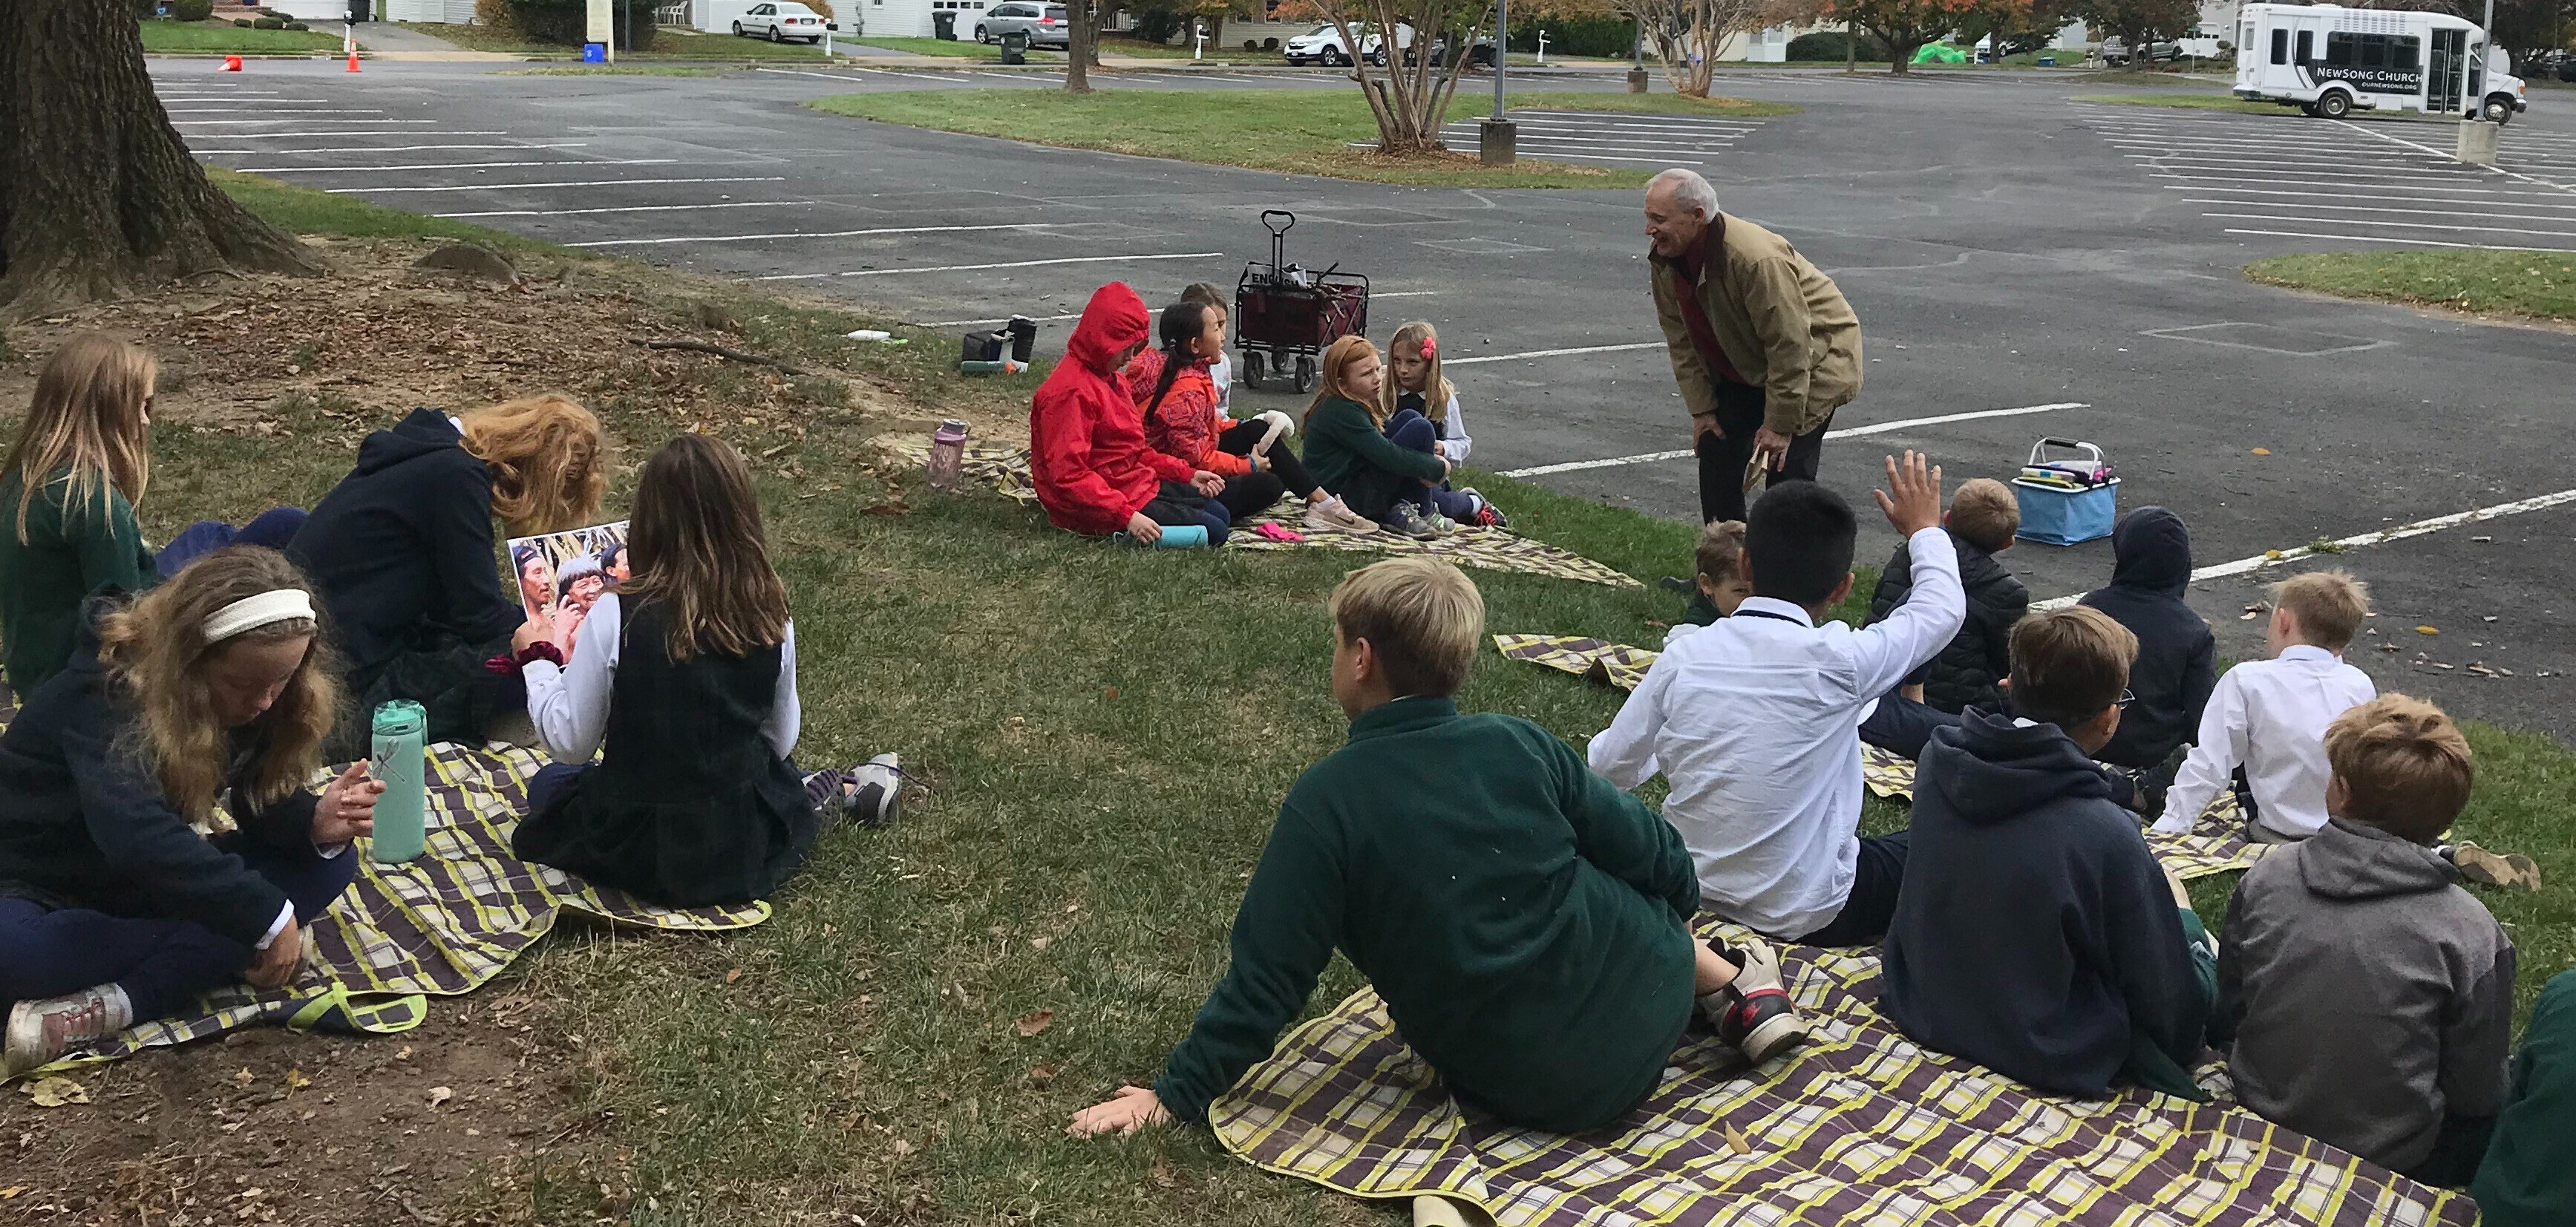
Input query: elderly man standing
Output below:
<box><xmin>1646</xmin><ymin>168</ymin><xmax>1863</xmax><ymax>524</ymax></box>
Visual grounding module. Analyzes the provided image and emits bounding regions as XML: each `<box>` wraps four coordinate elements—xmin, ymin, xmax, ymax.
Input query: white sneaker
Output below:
<box><xmin>1305</xmin><ymin>497</ymin><xmax>1379</xmax><ymax>534</ymax></box>
<box><xmin>4</xmin><ymin>984</ymin><xmax>133</xmax><ymax>1078</ymax></box>
<box><xmin>843</xmin><ymin>752</ymin><xmax>903</xmax><ymax>826</ymax></box>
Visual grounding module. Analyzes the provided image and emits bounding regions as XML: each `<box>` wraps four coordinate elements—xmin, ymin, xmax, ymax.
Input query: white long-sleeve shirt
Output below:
<box><xmin>520</xmin><ymin>593</ymin><xmax>800</xmax><ymax>765</ymax></box>
<box><xmin>2152</xmin><ymin>645</ymin><xmax>2375</xmax><ymax>838</ymax></box>
<box><xmin>1589</xmin><ymin>526</ymin><xmax>1965</xmax><ymax>938</ymax></box>
<box><xmin>1433</xmin><ymin>393</ymin><xmax>1471</xmax><ymax>465</ymax></box>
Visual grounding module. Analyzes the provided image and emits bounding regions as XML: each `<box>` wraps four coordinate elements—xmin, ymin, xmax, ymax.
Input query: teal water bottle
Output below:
<box><xmin>368</xmin><ymin>700</ymin><xmax>428</xmax><ymax>863</ymax></box>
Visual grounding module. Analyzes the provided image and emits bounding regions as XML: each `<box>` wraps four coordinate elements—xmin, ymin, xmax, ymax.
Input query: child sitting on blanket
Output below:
<box><xmin>1066</xmin><ymin>557</ymin><xmax>1809</xmax><ymax>1139</ymax></box>
<box><xmin>506</xmin><ymin>435</ymin><xmax>900</xmax><ymax>909</ymax></box>
<box><xmin>1863</xmin><ymin>478</ymin><xmax>2027</xmax><ymax>714</ymax></box>
<box><xmin>2079</xmin><ymin>508</ymin><xmax>2217</xmax><ymax>813</ymax></box>
<box><xmin>1177</xmin><ymin>283</ymin><xmax>1235</xmax><ymax>413</ymax></box>
<box><xmin>1299</xmin><ymin>337</ymin><xmax>1455</xmax><ymax>541</ymax></box>
<box><xmin>0</xmin><ymin>546</ymin><xmax>376</xmax><ymax>1076</ymax></box>
<box><xmin>1883</xmin><ymin>607</ymin><xmax>2216</xmax><ymax>1102</ymax></box>
<box><xmin>1676</xmin><ymin>519</ymin><xmax>1750</xmax><ymax>629</ymax></box>
<box><xmin>2152</xmin><ymin>570</ymin><xmax>2376</xmax><ymax>841</ymax></box>
<box><xmin>1381</xmin><ymin>322</ymin><xmax>1504</xmax><ymax>529</ymax></box>
<box><xmin>1029</xmin><ymin>283</ymin><xmax>1235</xmax><ymax>547</ymax></box>
<box><xmin>1124</xmin><ymin>300</ymin><xmax>1375</xmax><ymax>534</ymax></box>
<box><xmin>1590</xmin><ymin>455</ymin><xmax>1961</xmax><ymax>946</ymax></box>
<box><xmin>2217</xmin><ymin>694</ymin><xmax>2513</xmax><ymax>1187</ymax></box>
<box><xmin>2473</xmin><ymin>969</ymin><xmax>2576</xmax><ymax>1225</ymax></box>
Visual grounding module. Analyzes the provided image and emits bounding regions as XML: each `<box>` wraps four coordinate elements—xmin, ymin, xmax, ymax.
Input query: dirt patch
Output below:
<box><xmin>0</xmin><ymin>992</ymin><xmax>616</xmax><ymax>1225</ymax></box>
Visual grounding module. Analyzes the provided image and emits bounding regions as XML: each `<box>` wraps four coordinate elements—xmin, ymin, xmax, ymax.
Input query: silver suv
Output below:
<box><xmin>975</xmin><ymin>1</ymin><xmax>1068</xmax><ymax>48</ymax></box>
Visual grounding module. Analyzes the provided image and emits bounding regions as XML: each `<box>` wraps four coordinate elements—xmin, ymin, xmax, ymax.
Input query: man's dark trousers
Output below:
<box><xmin>1695</xmin><ymin>380</ymin><xmax>1830</xmax><ymax>523</ymax></box>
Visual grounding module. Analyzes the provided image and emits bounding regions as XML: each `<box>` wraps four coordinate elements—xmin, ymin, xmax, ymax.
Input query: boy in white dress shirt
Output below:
<box><xmin>2153</xmin><ymin>570</ymin><xmax>2376</xmax><ymax>841</ymax></box>
<box><xmin>1591</xmin><ymin>453</ymin><xmax>1964</xmax><ymax>946</ymax></box>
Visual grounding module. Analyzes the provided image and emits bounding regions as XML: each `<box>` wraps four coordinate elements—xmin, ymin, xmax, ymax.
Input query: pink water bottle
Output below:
<box><xmin>926</xmin><ymin>419</ymin><xmax>969</xmax><ymax>491</ymax></box>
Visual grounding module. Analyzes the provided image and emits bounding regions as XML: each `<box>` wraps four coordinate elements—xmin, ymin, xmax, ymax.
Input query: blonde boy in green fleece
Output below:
<box><xmin>1068</xmin><ymin>557</ymin><xmax>1807</xmax><ymax>1139</ymax></box>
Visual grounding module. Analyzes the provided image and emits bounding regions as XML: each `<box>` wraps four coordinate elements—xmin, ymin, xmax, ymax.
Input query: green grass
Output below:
<box><xmin>206</xmin><ymin>167</ymin><xmax>597</xmax><ymax>260</ymax></box>
<box><xmin>855</xmin><ymin>34</ymin><xmax>1061</xmax><ymax>59</ymax></box>
<box><xmin>402</xmin><ymin>22</ymin><xmax>835</xmax><ymax>59</ymax></box>
<box><xmin>804</xmin><ymin>88</ymin><xmax>1797</xmax><ymax>188</ymax></box>
<box><xmin>500</xmin><ymin>64</ymin><xmax>722</xmax><ymax>76</ymax></box>
<box><xmin>2076</xmin><ymin>91</ymin><xmax>2298</xmax><ymax>114</ymax></box>
<box><xmin>2246</xmin><ymin>250</ymin><xmax>2576</xmax><ymax>321</ymax></box>
<box><xmin>138</xmin><ymin>18</ymin><xmax>342</xmax><ymax>53</ymax></box>
<box><xmin>127</xmin><ymin>168</ymin><xmax>2576</xmax><ymax>1220</ymax></box>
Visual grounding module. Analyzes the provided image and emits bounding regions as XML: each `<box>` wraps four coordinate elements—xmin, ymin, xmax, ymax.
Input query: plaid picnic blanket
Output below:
<box><xmin>1210</xmin><ymin>921</ymin><xmax>2474</xmax><ymax>1227</ymax></box>
<box><xmin>0</xmin><ymin>685</ymin><xmax>768</xmax><ymax>1079</ymax></box>
<box><xmin>889</xmin><ymin>442</ymin><xmax>1641</xmax><ymax>589</ymax></box>
<box><xmin>1494</xmin><ymin>635</ymin><xmax>2269</xmax><ymax>883</ymax></box>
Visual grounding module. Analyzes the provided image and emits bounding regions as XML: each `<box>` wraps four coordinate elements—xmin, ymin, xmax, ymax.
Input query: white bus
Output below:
<box><xmin>2234</xmin><ymin>3</ymin><xmax>2526</xmax><ymax>123</ymax></box>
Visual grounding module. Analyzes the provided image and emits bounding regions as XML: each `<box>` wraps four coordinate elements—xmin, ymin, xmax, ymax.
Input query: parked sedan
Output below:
<box><xmin>732</xmin><ymin>1</ymin><xmax>835</xmax><ymax>42</ymax></box>
<box><xmin>976</xmin><ymin>1</ymin><xmax>1068</xmax><ymax>48</ymax></box>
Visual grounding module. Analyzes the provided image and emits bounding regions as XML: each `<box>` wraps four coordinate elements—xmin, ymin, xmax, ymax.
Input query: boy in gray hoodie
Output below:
<box><xmin>2215</xmin><ymin>694</ymin><xmax>2514</xmax><ymax>1186</ymax></box>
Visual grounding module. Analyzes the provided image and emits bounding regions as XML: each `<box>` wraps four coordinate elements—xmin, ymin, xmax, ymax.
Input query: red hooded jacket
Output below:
<box><xmin>1030</xmin><ymin>283</ymin><xmax>1193</xmax><ymax>536</ymax></box>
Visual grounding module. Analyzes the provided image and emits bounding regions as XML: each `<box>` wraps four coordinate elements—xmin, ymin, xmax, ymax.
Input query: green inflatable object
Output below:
<box><xmin>1913</xmin><ymin>43</ymin><xmax>1968</xmax><ymax>63</ymax></box>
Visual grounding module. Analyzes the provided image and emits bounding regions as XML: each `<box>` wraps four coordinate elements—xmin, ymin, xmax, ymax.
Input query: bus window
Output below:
<box><xmin>2361</xmin><ymin>34</ymin><xmax>2386</xmax><ymax>69</ymax></box>
<box><xmin>2393</xmin><ymin>35</ymin><xmax>2419</xmax><ymax>71</ymax></box>
<box><xmin>2296</xmin><ymin>29</ymin><xmax>2312</xmax><ymax>62</ymax></box>
<box><xmin>2272</xmin><ymin>27</ymin><xmax>2289</xmax><ymax>64</ymax></box>
<box><xmin>2325</xmin><ymin>31</ymin><xmax>2353</xmax><ymax>67</ymax></box>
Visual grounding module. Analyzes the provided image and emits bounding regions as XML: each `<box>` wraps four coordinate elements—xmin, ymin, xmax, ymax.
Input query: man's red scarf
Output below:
<box><xmin>1670</xmin><ymin>219</ymin><xmax>1753</xmax><ymax>389</ymax></box>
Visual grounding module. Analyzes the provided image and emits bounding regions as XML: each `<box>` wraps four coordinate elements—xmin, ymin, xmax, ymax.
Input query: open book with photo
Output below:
<box><xmin>507</xmin><ymin>520</ymin><xmax>629</xmax><ymax>659</ymax></box>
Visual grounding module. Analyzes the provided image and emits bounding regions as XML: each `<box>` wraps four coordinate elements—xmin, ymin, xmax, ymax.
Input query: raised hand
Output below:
<box><xmin>1872</xmin><ymin>451</ymin><xmax>1944</xmax><ymax>537</ymax></box>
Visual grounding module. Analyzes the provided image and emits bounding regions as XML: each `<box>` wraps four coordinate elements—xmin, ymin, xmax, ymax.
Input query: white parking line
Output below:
<box><xmin>167</xmin><ymin>108</ymin><xmax>378</xmax><ymax>114</ymax></box>
<box><xmin>160</xmin><ymin>96</ymin><xmax>332</xmax><ymax>103</ymax></box>
<box><xmin>2033</xmin><ymin>486</ymin><xmax>2576</xmax><ymax>609</ymax></box>
<box><xmin>752</xmin><ymin>251</ymin><xmax>1223</xmax><ymax>281</ymax></box>
<box><xmin>2149</xmin><ymin>172</ymin><xmax>2576</xmax><ymax>200</ymax></box>
<box><xmin>569</xmin><ymin>222</ymin><xmax>1054</xmax><ymax>247</ymax></box>
<box><xmin>2160</xmin><ymin>182</ymin><xmax>2576</xmax><ymax>206</ymax></box>
<box><xmin>229</xmin><ymin>157</ymin><xmax>679</xmax><ymax>174</ymax></box>
<box><xmin>435</xmin><ymin>200</ymin><xmax>815</xmax><ymax>218</ymax></box>
<box><xmin>1445</xmin><ymin>341</ymin><xmax>1667</xmax><ymax>367</ymax></box>
<box><xmin>174</xmin><ymin>119</ymin><xmax>440</xmax><ymax>126</ymax></box>
<box><xmin>2123</xmin><ymin>152</ymin><xmax>2482</xmax><ymax>177</ymax></box>
<box><xmin>2222</xmin><ymin>227</ymin><xmax>2561</xmax><ymax>251</ymax></box>
<box><xmin>2202</xmin><ymin>212</ymin><xmax>2576</xmax><ymax>241</ymax></box>
<box><xmin>1497</xmin><ymin>402</ymin><xmax>2089</xmax><ymax>479</ymax></box>
<box><xmin>194</xmin><ymin>142</ymin><xmax>590</xmax><ymax>155</ymax></box>
<box><xmin>187</xmin><ymin>130</ymin><xmax>511</xmax><ymax>140</ymax></box>
<box><xmin>2335</xmin><ymin>117</ymin><xmax>2576</xmax><ymax>195</ymax></box>
<box><xmin>920</xmin><ymin>311</ymin><xmax>1084</xmax><ymax>327</ymax></box>
<box><xmin>330</xmin><ymin>175</ymin><xmax>789</xmax><ymax>194</ymax></box>
<box><xmin>2185</xmin><ymin>197</ymin><xmax>2576</xmax><ymax>223</ymax></box>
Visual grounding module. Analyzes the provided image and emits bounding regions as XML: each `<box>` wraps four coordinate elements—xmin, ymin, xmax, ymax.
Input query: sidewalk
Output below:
<box><xmin>350</xmin><ymin>21</ymin><xmax>465</xmax><ymax>53</ymax></box>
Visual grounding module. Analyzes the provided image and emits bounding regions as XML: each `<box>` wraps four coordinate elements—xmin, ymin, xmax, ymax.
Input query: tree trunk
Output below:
<box><xmin>1</xmin><ymin>0</ymin><xmax>317</xmax><ymax>316</ymax></box>
<box><xmin>1065</xmin><ymin>0</ymin><xmax>1094</xmax><ymax>91</ymax></box>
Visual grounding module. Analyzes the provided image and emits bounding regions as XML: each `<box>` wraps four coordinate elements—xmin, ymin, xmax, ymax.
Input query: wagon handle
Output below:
<box><xmin>1261</xmin><ymin>209</ymin><xmax>1295</xmax><ymax>236</ymax></box>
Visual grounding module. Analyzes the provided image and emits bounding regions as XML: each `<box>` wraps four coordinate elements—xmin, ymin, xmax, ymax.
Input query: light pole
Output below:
<box><xmin>1481</xmin><ymin>0</ymin><xmax>1515</xmax><ymax>164</ymax></box>
<box><xmin>1628</xmin><ymin>13</ymin><xmax>1649</xmax><ymax>92</ymax></box>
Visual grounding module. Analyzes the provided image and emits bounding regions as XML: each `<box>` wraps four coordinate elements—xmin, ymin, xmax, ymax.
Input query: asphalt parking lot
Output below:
<box><xmin>152</xmin><ymin>59</ymin><xmax>2576</xmax><ymax>735</ymax></box>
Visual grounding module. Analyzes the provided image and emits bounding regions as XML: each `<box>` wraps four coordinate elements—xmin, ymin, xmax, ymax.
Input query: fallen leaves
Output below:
<box><xmin>1014</xmin><ymin>1009</ymin><xmax>1057</xmax><ymax>1038</ymax></box>
<box><xmin>1150</xmin><ymin>1156</ymin><xmax>1181</xmax><ymax>1189</ymax></box>
<box><xmin>724</xmin><ymin>966</ymin><xmax>745</xmax><ymax>986</ymax></box>
<box><xmin>427</xmin><ymin>1086</ymin><xmax>454</xmax><ymax>1110</ymax></box>
<box><xmin>2417</xmin><ymin>625</ymin><xmax>2441</xmax><ymax>635</ymax></box>
<box><xmin>229</xmin><ymin>1067</ymin><xmax>255</xmax><ymax>1088</ymax></box>
<box><xmin>1722</xmin><ymin>1123</ymin><xmax>1753</xmax><ymax>1155</ymax></box>
<box><xmin>1026</xmin><ymin>1062</ymin><xmax>1062</xmax><ymax>1087</ymax></box>
<box><xmin>21</xmin><ymin>1077</ymin><xmax>88</xmax><ymax>1107</ymax></box>
<box><xmin>285</xmin><ymin>1069</ymin><xmax>313</xmax><ymax>1093</ymax></box>
<box><xmin>2249</xmin><ymin>447</ymin><xmax>2271</xmax><ymax>456</ymax></box>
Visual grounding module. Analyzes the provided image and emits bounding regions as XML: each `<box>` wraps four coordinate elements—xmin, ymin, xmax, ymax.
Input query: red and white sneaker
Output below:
<box><xmin>4</xmin><ymin>984</ymin><xmax>133</xmax><ymax>1078</ymax></box>
<box><xmin>1700</xmin><ymin>939</ymin><xmax>1808</xmax><ymax>1065</ymax></box>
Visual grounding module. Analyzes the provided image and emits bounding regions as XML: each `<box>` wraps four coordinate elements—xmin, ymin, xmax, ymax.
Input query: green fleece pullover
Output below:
<box><xmin>1299</xmin><ymin>396</ymin><xmax>1447</xmax><ymax>497</ymax></box>
<box><xmin>0</xmin><ymin>471</ymin><xmax>156</xmax><ymax>695</ymax></box>
<box><xmin>1152</xmin><ymin>696</ymin><xmax>1701</xmax><ymax>1133</ymax></box>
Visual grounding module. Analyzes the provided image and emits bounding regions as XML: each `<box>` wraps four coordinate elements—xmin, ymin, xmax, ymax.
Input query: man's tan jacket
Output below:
<box><xmin>1650</xmin><ymin>212</ymin><xmax>1863</xmax><ymax>436</ymax></box>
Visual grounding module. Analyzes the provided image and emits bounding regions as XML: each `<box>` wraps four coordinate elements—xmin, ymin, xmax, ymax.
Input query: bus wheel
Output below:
<box><xmin>2316</xmin><ymin>91</ymin><xmax>2351</xmax><ymax>119</ymax></box>
<box><xmin>2299</xmin><ymin>101</ymin><xmax>2320</xmax><ymax>117</ymax></box>
<box><xmin>2484</xmin><ymin>96</ymin><xmax>2514</xmax><ymax>124</ymax></box>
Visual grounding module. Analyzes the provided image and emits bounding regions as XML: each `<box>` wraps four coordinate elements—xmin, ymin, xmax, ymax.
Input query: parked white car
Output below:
<box><xmin>732</xmin><ymin>1</ymin><xmax>834</xmax><ymax>43</ymax></box>
<box><xmin>1284</xmin><ymin>22</ymin><xmax>1412</xmax><ymax>67</ymax></box>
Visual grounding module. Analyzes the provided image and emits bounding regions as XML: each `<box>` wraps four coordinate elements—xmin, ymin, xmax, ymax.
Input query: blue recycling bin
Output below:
<box><xmin>583</xmin><ymin>42</ymin><xmax>607</xmax><ymax>62</ymax></box>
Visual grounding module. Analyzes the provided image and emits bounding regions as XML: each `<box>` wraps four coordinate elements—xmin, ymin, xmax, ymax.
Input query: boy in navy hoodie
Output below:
<box><xmin>2079</xmin><ymin>508</ymin><xmax>2217</xmax><ymax>808</ymax></box>
<box><xmin>1883</xmin><ymin>606</ymin><xmax>2214</xmax><ymax>1099</ymax></box>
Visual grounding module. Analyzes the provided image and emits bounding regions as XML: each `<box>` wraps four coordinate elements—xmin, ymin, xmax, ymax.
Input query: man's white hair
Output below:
<box><xmin>1648</xmin><ymin>168</ymin><xmax>1719</xmax><ymax>219</ymax></box>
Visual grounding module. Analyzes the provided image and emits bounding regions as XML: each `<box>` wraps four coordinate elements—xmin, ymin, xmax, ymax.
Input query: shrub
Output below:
<box><xmin>1787</xmin><ymin>30</ymin><xmax>1886</xmax><ymax>61</ymax></box>
<box><xmin>1503</xmin><ymin>16</ymin><xmax>1632</xmax><ymax>59</ymax></box>
<box><xmin>1242</xmin><ymin>38</ymin><xmax>1257</xmax><ymax>50</ymax></box>
<box><xmin>1127</xmin><ymin>8</ymin><xmax>1184</xmax><ymax>43</ymax></box>
<box><xmin>1262</xmin><ymin>36</ymin><xmax>1277</xmax><ymax>50</ymax></box>
<box><xmin>473</xmin><ymin>0</ymin><xmax>519</xmax><ymax>34</ymax></box>
<box><xmin>173</xmin><ymin>0</ymin><xmax>215</xmax><ymax>18</ymax></box>
<box><xmin>253</xmin><ymin>16</ymin><xmax>284</xmax><ymax>27</ymax></box>
<box><xmin>504</xmin><ymin>0</ymin><xmax>657</xmax><ymax>47</ymax></box>
<box><xmin>283</xmin><ymin>19</ymin><xmax>307</xmax><ymax>28</ymax></box>
<box><xmin>233</xmin><ymin>16</ymin><xmax>252</xmax><ymax>24</ymax></box>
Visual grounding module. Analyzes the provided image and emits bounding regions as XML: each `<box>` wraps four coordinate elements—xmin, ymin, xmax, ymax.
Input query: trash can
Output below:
<box><xmin>932</xmin><ymin>10</ymin><xmax>956</xmax><ymax>39</ymax></box>
<box><xmin>1000</xmin><ymin>28</ymin><xmax>1029</xmax><ymax>63</ymax></box>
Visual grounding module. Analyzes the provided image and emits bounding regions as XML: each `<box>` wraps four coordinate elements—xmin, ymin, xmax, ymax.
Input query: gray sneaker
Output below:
<box><xmin>1383</xmin><ymin>502</ymin><xmax>1440</xmax><ymax>540</ymax></box>
<box><xmin>4</xmin><ymin>984</ymin><xmax>132</xmax><ymax>1078</ymax></box>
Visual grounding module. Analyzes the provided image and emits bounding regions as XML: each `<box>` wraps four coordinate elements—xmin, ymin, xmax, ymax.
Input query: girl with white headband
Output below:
<box><xmin>0</xmin><ymin>546</ymin><xmax>379</xmax><ymax>1077</ymax></box>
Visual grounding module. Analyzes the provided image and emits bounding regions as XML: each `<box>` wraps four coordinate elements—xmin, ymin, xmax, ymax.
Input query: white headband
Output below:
<box><xmin>203</xmin><ymin>589</ymin><xmax>316</xmax><ymax>644</ymax></box>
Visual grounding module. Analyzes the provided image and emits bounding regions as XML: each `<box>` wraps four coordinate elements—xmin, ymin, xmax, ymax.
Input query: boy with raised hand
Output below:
<box><xmin>2153</xmin><ymin>570</ymin><xmax>2376</xmax><ymax>840</ymax></box>
<box><xmin>1882</xmin><ymin>607</ymin><xmax>2216</xmax><ymax>1100</ymax></box>
<box><xmin>2217</xmin><ymin>694</ymin><xmax>2514</xmax><ymax>1186</ymax></box>
<box><xmin>1591</xmin><ymin>453</ymin><xmax>1961</xmax><ymax>947</ymax></box>
<box><xmin>1067</xmin><ymin>558</ymin><xmax>1808</xmax><ymax>1140</ymax></box>
<box><xmin>1863</xmin><ymin>477</ymin><xmax>2030</xmax><ymax>715</ymax></box>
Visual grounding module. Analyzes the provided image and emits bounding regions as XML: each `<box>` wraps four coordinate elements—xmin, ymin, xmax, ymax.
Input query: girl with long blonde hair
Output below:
<box><xmin>505</xmin><ymin>434</ymin><xmax>898</xmax><ymax>908</ymax></box>
<box><xmin>1295</xmin><ymin>336</ymin><xmax>1454</xmax><ymax>539</ymax></box>
<box><xmin>1</xmin><ymin>335</ymin><xmax>312</xmax><ymax>696</ymax></box>
<box><xmin>0</xmin><ymin>546</ymin><xmax>380</xmax><ymax>1077</ymax></box>
<box><xmin>290</xmin><ymin>394</ymin><xmax>606</xmax><ymax>754</ymax></box>
<box><xmin>1378</xmin><ymin>321</ymin><xmax>1504</xmax><ymax>529</ymax></box>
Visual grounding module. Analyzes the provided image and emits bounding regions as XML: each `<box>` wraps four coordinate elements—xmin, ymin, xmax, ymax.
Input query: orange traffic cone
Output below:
<box><xmin>222</xmin><ymin>54</ymin><xmax>243</xmax><ymax>71</ymax></box>
<box><xmin>346</xmin><ymin>49</ymin><xmax>361</xmax><ymax>72</ymax></box>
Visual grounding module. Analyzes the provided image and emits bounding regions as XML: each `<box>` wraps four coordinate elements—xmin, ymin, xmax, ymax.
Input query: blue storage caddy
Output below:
<box><xmin>2013</xmin><ymin>438</ymin><xmax>2119</xmax><ymax>546</ymax></box>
